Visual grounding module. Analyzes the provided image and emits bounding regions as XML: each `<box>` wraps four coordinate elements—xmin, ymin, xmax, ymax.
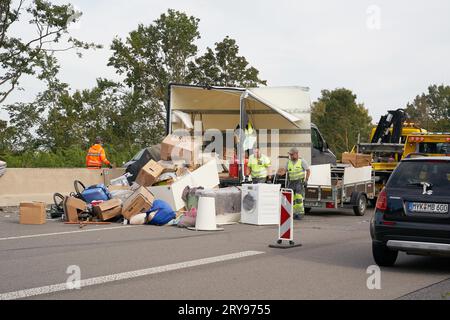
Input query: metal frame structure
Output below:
<box><xmin>303</xmin><ymin>166</ymin><xmax>375</xmax><ymax>213</ymax></box>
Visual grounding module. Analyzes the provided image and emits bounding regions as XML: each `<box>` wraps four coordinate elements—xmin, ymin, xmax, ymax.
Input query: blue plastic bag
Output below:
<box><xmin>146</xmin><ymin>200</ymin><xmax>176</xmax><ymax>226</ymax></box>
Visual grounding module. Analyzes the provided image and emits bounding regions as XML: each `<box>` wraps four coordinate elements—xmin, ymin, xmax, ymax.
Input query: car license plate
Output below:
<box><xmin>408</xmin><ymin>202</ymin><xmax>449</xmax><ymax>214</ymax></box>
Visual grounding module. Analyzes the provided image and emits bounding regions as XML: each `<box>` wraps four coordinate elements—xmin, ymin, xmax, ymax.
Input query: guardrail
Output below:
<box><xmin>0</xmin><ymin>168</ymin><xmax>125</xmax><ymax>207</ymax></box>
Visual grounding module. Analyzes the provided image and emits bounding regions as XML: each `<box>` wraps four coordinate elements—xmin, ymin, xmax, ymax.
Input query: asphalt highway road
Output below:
<box><xmin>0</xmin><ymin>207</ymin><xmax>449</xmax><ymax>300</ymax></box>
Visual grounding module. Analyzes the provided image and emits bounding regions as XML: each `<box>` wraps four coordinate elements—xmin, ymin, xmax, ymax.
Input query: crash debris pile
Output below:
<box><xmin>20</xmin><ymin>134</ymin><xmax>242</xmax><ymax>229</ymax></box>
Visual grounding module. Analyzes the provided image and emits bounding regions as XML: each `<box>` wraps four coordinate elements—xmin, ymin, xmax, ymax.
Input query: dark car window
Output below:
<box><xmin>311</xmin><ymin>128</ymin><xmax>323</xmax><ymax>150</ymax></box>
<box><xmin>388</xmin><ymin>161</ymin><xmax>450</xmax><ymax>188</ymax></box>
<box><xmin>418</xmin><ymin>142</ymin><xmax>449</xmax><ymax>154</ymax></box>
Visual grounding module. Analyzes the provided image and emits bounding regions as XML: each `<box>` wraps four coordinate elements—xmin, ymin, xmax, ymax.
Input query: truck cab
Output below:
<box><xmin>403</xmin><ymin>133</ymin><xmax>450</xmax><ymax>158</ymax></box>
<box><xmin>311</xmin><ymin>123</ymin><xmax>336</xmax><ymax>165</ymax></box>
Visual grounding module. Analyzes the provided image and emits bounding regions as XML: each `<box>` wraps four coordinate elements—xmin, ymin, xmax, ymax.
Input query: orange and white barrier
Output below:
<box><xmin>269</xmin><ymin>188</ymin><xmax>302</xmax><ymax>249</ymax></box>
<box><xmin>279</xmin><ymin>188</ymin><xmax>294</xmax><ymax>241</ymax></box>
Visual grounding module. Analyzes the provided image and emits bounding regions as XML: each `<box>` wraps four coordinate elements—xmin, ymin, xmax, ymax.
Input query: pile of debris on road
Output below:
<box><xmin>19</xmin><ymin>134</ymin><xmax>242</xmax><ymax>229</ymax></box>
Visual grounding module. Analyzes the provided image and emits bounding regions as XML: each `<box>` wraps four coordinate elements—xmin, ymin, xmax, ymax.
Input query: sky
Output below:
<box><xmin>2</xmin><ymin>0</ymin><xmax>450</xmax><ymax>123</ymax></box>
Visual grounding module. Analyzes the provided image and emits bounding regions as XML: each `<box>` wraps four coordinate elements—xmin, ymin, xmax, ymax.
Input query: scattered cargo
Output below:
<box><xmin>19</xmin><ymin>202</ymin><xmax>46</xmax><ymax>225</ymax></box>
<box><xmin>8</xmin><ymin>84</ymin><xmax>378</xmax><ymax>228</ymax></box>
<box><xmin>341</xmin><ymin>152</ymin><xmax>372</xmax><ymax>168</ymax></box>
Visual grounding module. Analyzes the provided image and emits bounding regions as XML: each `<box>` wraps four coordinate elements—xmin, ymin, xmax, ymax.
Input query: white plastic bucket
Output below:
<box><xmin>189</xmin><ymin>196</ymin><xmax>223</xmax><ymax>231</ymax></box>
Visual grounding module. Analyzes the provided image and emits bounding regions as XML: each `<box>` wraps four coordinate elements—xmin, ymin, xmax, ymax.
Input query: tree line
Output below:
<box><xmin>0</xmin><ymin>1</ymin><xmax>449</xmax><ymax>167</ymax></box>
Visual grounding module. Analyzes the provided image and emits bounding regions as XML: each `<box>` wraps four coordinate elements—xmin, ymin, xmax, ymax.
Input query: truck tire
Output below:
<box><xmin>353</xmin><ymin>193</ymin><xmax>367</xmax><ymax>216</ymax></box>
<box><xmin>372</xmin><ymin>241</ymin><xmax>398</xmax><ymax>267</ymax></box>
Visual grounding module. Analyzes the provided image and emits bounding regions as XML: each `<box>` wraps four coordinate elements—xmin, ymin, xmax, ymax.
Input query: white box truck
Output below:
<box><xmin>166</xmin><ymin>83</ymin><xmax>336</xmax><ymax>182</ymax></box>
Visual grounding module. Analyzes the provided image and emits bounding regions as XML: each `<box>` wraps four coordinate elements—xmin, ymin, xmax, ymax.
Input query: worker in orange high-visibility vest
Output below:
<box><xmin>86</xmin><ymin>137</ymin><xmax>112</xmax><ymax>169</ymax></box>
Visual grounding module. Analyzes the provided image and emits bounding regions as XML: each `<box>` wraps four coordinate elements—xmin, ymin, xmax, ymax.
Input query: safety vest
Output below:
<box><xmin>243</xmin><ymin>122</ymin><xmax>257</xmax><ymax>151</ymax></box>
<box><xmin>86</xmin><ymin>144</ymin><xmax>110</xmax><ymax>168</ymax></box>
<box><xmin>245</xmin><ymin>122</ymin><xmax>254</xmax><ymax>135</ymax></box>
<box><xmin>287</xmin><ymin>159</ymin><xmax>305</xmax><ymax>181</ymax></box>
<box><xmin>248</xmin><ymin>154</ymin><xmax>271</xmax><ymax>178</ymax></box>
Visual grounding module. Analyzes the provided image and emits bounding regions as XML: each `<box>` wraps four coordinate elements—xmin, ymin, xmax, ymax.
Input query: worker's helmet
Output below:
<box><xmin>95</xmin><ymin>136</ymin><xmax>103</xmax><ymax>144</ymax></box>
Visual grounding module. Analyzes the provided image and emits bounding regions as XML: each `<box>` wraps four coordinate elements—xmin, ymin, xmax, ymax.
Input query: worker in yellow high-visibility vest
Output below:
<box><xmin>278</xmin><ymin>147</ymin><xmax>311</xmax><ymax>219</ymax></box>
<box><xmin>247</xmin><ymin>147</ymin><xmax>271</xmax><ymax>184</ymax></box>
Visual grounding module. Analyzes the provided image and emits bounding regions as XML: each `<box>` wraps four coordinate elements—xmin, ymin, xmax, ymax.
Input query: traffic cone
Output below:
<box><xmin>188</xmin><ymin>197</ymin><xmax>224</xmax><ymax>231</ymax></box>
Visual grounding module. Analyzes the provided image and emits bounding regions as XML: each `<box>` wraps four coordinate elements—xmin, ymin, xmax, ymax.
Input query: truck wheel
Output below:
<box><xmin>305</xmin><ymin>207</ymin><xmax>312</xmax><ymax>214</ymax></box>
<box><xmin>372</xmin><ymin>241</ymin><xmax>398</xmax><ymax>267</ymax></box>
<box><xmin>353</xmin><ymin>193</ymin><xmax>367</xmax><ymax>216</ymax></box>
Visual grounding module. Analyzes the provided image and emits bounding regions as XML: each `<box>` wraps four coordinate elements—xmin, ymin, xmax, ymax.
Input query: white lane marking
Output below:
<box><xmin>0</xmin><ymin>251</ymin><xmax>265</xmax><ymax>300</ymax></box>
<box><xmin>0</xmin><ymin>225</ymin><xmax>139</xmax><ymax>241</ymax></box>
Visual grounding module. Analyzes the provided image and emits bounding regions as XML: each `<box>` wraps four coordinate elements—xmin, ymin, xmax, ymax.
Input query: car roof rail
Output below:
<box><xmin>404</xmin><ymin>152</ymin><xmax>430</xmax><ymax>159</ymax></box>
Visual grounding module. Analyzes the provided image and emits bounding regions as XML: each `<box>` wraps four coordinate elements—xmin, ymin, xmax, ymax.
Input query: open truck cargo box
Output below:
<box><xmin>167</xmin><ymin>84</ymin><xmax>312</xmax><ymax>174</ymax></box>
<box><xmin>149</xmin><ymin>159</ymin><xmax>220</xmax><ymax>211</ymax></box>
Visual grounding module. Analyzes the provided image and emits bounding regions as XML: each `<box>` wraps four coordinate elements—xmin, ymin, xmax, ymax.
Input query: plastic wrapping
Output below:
<box><xmin>110</xmin><ymin>189</ymin><xmax>134</xmax><ymax>203</ymax></box>
<box><xmin>195</xmin><ymin>187</ymin><xmax>241</xmax><ymax>215</ymax></box>
<box><xmin>130</xmin><ymin>212</ymin><xmax>147</xmax><ymax>225</ymax></box>
<box><xmin>110</xmin><ymin>173</ymin><xmax>132</xmax><ymax>187</ymax></box>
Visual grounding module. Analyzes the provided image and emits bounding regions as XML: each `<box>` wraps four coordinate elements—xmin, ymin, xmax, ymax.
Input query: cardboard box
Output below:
<box><xmin>93</xmin><ymin>198</ymin><xmax>123</xmax><ymax>221</ymax></box>
<box><xmin>160</xmin><ymin>135</ymin><xmax>182</xmax><ymax>161</ymax></box>
<box><xmin>98</xmin><ymin>206</ymin><xmax>122</xmax><ymax>221</ymax></box>
<box><xmin>150</xmin><ymin>159</ymin><xmax>220</xmax><ymax>211</ymax></box>
<box><xmin>135</xmin><ymin>160</ymin><xmax>164</xmax><ymax>187</ymax></box>
<box><xmin>64</xmin><ymin>197</ymin><xmax>87</xmax><ymax>222</ymax></box>
<box><xmin>122</xmin><ymin>186</ymin><xmax>155</xmax><ymax>220</ymax></box>
<box><xmin>161</xmin><ymin>135</ymin><xmax>201</xmax><ymax>163</ymax></box>
<box><xmin>342</xmin><ymin>152</ymin><xmax>372</xmax><ymax>168</ymax></box>
<box><xmin>19</xmin><ymin>202</ymin><xmax>46</xmax><ymax>225</ymax></box>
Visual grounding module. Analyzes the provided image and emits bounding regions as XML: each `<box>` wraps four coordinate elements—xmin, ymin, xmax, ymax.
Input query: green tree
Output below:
<box><xmin>405</xmin><ymin>84</ymin><xmax>450</xmax><ymax>131</ymax></box>
<box><xmin>5</xmin><ymin>51</ymin><xmax>69</xmax><ymax>150</ymax></box>
<box><xmin>108</xmin><ymin>9</ymin><xmax>200</xmax><ymax>107</ymax></box>
<box><xmin>0</xmin><ymin>118</ymin><xmax>14</xmax><ymax>154</ymax></box>
<box><xmin>188</xmin><ymin>36</ymin><xmax>267</xmax><ymax>87</ymax></box>
<box><xmin>3</xmin><ymin>8</ymin><xmax>266</xmax><ymax>167</ymax></box>
<box><xmin>108</xmin><ymin>9</ymin><xmax>266</xmax><ymax>110</ymax></box>
<box><xmin>0</xmin><ymin>0</ymin><xmax>100</xmax><ymax>104</ymax></box>
<box><xmin>6</xmin><ymin>76</ymin><xmax>165</xmax><ymax>155</ymax></box>
<box><xmin>312</xmin><ymin>88</ymin><xmax>372</xmax><ymax>159</ymax></box>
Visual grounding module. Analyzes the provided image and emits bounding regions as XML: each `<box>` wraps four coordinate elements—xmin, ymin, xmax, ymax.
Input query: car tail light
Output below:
<box><xmin>376</xmin><ymin>188</ymin><xmax>388</xmax><ymax>211</ymax></box>
<box><xmin>446</xmin><ymin>137</ymin><xmax>450</xmax><ymax>142</ymax></box>
<box><xmin>326</xmin><ymin>202</ymin><xmax>335</xmax><ymax>209</ymax></box>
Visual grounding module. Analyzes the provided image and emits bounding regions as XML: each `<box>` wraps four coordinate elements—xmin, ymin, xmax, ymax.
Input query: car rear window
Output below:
<box><xmin>418</xmin><ymin>142</ymin><xmax>450</xmax><ymax>154</ymax></box>
<box><xmin>388</xmin><ymin>160</ymin><xmax>450</xmax><ymax>188</ymax></box>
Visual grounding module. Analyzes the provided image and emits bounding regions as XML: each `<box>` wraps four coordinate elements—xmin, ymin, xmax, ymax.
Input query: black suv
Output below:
<box><xmin>370</xmin><ymin>157</ymin><xmax>450</xmax><ymax>266</ymax></box>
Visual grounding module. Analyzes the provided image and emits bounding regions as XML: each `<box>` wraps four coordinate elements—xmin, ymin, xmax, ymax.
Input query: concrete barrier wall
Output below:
<box><xmin>0</xmin><ymin>168</ymin><xmax>125</xmax><ymax>206</ymax></box>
